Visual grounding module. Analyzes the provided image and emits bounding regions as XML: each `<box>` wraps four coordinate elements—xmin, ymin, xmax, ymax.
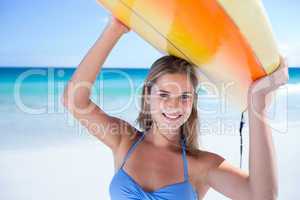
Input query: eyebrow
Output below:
<box><xmin>158</xmin><ymin>90</ymin><xmax>193</xmax><ymax>94</ymax></box>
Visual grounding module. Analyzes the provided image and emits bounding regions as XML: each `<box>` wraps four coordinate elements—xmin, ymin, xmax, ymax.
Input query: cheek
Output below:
<box><xmin>182</xmin><ymin>101</ymin><xmax>193</xmax><ymax>116</ymax></box>
<box><xmin>149</xmin><ymin>96</ymin><xmax>161</xmax><ymax>115</ymax></box>
<box><xmin>149</xmin><ymin>96</ymin><xmax>194</xmax><ymax>117</ymax></box>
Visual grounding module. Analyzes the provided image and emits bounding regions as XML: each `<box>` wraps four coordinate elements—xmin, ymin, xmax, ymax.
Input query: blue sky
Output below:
<box><xmin>0</xmin><ymin>0</ymin><xmax>299</xmax><ymax>68</ymax></box>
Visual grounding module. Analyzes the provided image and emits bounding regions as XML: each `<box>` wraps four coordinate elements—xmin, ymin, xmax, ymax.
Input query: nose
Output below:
<box><xmin>165</xmin><ymin>96</ymin><xmax>180</xmax><ymax>110</ymax></box>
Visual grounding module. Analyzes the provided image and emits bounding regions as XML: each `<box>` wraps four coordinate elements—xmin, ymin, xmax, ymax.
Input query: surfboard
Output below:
<box><xmin>96</xmin><ymin>0</ymin><xmax>280</xmax><ymax>111</ymax></box>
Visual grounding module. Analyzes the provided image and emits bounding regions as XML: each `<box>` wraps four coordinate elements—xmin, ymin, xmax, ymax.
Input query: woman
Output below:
<box><xmin>62</xmin><ymin>16</ymin><xmax>289</xmax><ymax>200</ymax></box>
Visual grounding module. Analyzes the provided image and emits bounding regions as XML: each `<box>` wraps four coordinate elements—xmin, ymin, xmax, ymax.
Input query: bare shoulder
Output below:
<box><xmin>188</xmin><ymin>149</ymin><xmax>225</xmax><ymax>176</ymax></box>
<box><xmin>112</xmin><ymin>128</ymin><xmax>144</xmax><ymax>169</ymax></box>
<box><xmin>187</xmin><ymin>149</ymin><xmax>225</xmax><ymax>199</ymax></box>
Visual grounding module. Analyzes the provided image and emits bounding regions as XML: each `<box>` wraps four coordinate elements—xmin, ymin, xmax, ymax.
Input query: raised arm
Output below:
<box><xmin>62</xmin><ymin>17</ymin><xmax>135</xmax><ymax>153</ymax></box>
<box><xmin>198</xmin><ymin>57</ymin><xmax>288</xmax><ymax>200</ymax></box>
<box><xmin>246</xmin><ymin>57</ymin><xmax>288</xmax><ymax>199</ymax></box>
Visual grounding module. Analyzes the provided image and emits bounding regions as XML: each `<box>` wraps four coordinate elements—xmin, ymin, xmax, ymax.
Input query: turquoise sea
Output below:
<box><xmin>0</xmin><ymin>67</ymin><xmax>299</xmax><ymax>199</ymax></box>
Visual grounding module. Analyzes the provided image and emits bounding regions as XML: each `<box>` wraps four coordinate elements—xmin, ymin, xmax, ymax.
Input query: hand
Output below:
<box><xmin>248</xmin><ymin>56</ymin><xmax>289</xmax><ymax>112</ymax></box>
<box><xmin>107</xmin><ymin>15</ymin><xmax>130</xmax><ymax>34</ymax></box>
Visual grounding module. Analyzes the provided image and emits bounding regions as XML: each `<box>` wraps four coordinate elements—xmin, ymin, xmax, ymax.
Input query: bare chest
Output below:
<box><xmin>119</xmin><ymin>145</ymin><xmax>186</xmax><ymax>192</ymax></box>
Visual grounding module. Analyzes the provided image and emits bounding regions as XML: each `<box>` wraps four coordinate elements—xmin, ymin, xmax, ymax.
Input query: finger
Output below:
<box><xmin>279</xmin><ymin>55</ymin><xmax>288</xmax><ymax>70</ymax></box>
<box><xmin>272</xmin><ymin>59</ymin><xmax>288</xmax><ymax>80</ymax></box>
<box><xmin>278</xmin><ymin>56</ymin><xmax>289</xmax><ymax>83</ymax></box>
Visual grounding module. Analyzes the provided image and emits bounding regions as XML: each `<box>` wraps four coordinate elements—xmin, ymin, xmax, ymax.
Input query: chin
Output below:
<box><xmin>157</xmin><ymin>118</ymin><xmax>184</xmax><ymax>130</ymax></box>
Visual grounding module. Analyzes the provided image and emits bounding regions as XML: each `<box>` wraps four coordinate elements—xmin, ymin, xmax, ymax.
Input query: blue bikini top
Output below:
<box><xmin>109</xmin><ymin>130</ymin><xmax>199</xmax><ymax>200</ymax></box>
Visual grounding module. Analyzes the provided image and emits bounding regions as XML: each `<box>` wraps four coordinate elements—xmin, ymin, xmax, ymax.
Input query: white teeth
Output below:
<box><xmin>163</xmin><ymin>113</ymin><xmax>181</xmax><ymax>119</ymax></box>
<box><xmin>166</xmin><ymin>114</ymin><xmax>179</xmax><ymax>119</ymax></box>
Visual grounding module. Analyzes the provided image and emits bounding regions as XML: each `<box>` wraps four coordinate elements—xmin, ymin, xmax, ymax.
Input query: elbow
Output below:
<box><xmin>61</xmin><ymin>90</ymin><xmax>69</xmax><ymax>109</ymax></box>
<box><xmin>61</xmin><ymin>87</ymin><xmax>72</xmax><ymax>110</ymax></box>
<box><xmin>61</xmin><ymin>83</ymin><xmax>77</xmax><ymax>110</ymax></box>
<box><xmin>60</xmin><ymin>91</ymin><xmax>91</xmax><ymax>111</ymax></box>
<box><xmin>61</xmin><ymin>91</ymin><xmax>83</xmax><ymax>112</ymax></box>
<box><xmin>61</xmin><ymin>85</ymin><xmax>90</xmax><ymax>112</ymax></box>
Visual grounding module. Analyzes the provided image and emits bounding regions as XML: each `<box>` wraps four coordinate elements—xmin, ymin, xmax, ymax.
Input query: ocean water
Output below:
<box><xmin>0</xmin><ymin>67</ymin><xmax>299</xmax><ymax>200</ymax></box>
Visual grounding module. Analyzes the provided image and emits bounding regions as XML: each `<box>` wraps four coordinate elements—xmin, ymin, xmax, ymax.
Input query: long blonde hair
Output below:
<box><xmin>135</xmin><ymin>55</ymin><xmax>200</xmax><ymax>155</ymax></box>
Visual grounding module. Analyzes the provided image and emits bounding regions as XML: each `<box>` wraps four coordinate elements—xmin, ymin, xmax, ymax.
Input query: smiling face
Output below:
<box><xmin>149</xmin><ymin>73</ymin><xmax>195</xmax><ymax>130</ymax></box>
<box><xmin>136</xmin><ymin>55</ymin><xmax>200</xmax><ymax>151</ymax></box>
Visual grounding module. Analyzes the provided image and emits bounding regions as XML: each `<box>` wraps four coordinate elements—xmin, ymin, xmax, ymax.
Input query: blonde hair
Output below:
<box><xmin>135</xmin><ymin>55</ymin><xmax>200</xmax><ymax>155</ymax></box>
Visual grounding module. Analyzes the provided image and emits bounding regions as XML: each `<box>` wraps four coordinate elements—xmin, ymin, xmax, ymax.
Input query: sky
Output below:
<box><xmin>0</xmin><ymin>0</ymin><xmax>299</xmax><ymax>68</ymax></box>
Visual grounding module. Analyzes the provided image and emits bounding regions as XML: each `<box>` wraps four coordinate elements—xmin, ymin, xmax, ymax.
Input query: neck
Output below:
<box><xmin>144</xmin><ymin>122</ymin><xmax>182</xmax><ymax>150</ymax></box>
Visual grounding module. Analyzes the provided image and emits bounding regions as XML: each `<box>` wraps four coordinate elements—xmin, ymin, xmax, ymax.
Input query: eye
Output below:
<box><xmin>181</xmin><ymin>94</ymin><xmax>191</xmax><ymax>100</ymax></box>
<box><xmin>159</xmin><ymin>93</ymin><xmax>169</xmax><ymax>99</ymax></box>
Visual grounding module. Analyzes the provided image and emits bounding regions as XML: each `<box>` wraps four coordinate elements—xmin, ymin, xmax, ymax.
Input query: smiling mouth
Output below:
<box><xmin>162</xmin><ymin>113</ymin><xmax>182</xmax><ymax>120</ymax></box>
